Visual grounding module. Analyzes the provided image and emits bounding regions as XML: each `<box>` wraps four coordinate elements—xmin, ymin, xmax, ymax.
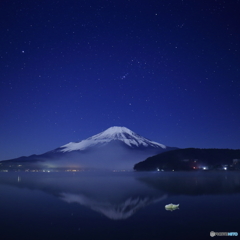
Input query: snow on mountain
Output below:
<box><xmin>59</xmin><ymin>126</ymin><xmax>166</xmax><ymax>152</ymax></box>
<box><xmin>0</xmin><ymin>126</ymin><xmax>176</xmax><ymax>170</ymax></box>
<box><xmin>60</xmin><ymin>193</ymin><xmax>167</xmax><ymax>220</ymax></box>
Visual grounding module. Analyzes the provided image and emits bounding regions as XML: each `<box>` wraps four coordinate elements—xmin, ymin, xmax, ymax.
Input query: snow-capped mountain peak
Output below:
<box><xmin>58</xmin><ymin>126</ymin><xmax>166</xmax><ymax>152</ymax></box>
<box><xmin>89</xmin><ymin>126</ymin><xmax>136</xmax><ymax>140</ymax></box>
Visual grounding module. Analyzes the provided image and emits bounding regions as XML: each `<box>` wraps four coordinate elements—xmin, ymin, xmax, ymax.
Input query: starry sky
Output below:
<box><xmin>1</xmin><ymin>0</ymin><xmax>240</xmax><ymax>161</ymax></box>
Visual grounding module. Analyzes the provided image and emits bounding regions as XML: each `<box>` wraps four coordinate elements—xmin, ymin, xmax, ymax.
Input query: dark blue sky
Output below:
<box><xmin>1</xmin><ymin>0</ymin><xmax>240</xmax><ymax>160</ymax></box>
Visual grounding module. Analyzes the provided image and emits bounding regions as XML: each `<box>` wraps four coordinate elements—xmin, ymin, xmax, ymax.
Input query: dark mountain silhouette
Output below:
<box><xmin>134</xmin><ymin>148</ymin><xmax>240</xmax><ymax>171</ymax></box>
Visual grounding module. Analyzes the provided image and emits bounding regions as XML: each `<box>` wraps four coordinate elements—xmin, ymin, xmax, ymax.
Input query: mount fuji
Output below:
<box><xmin>56</xmin><ymin>126</ymin><xmax>167</xmax><ymax>152</ymax></box>
<box><xmin>1</xmin><ymin>126</ymin><xmax>177</xmax><ymax>170</ymax></box>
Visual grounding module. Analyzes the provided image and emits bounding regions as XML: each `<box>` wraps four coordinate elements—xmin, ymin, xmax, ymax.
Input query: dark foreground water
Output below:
<box><xmin>0</xmin><ymin>171</ymin><xmax>240</xmax><ymax>240</ymax></box>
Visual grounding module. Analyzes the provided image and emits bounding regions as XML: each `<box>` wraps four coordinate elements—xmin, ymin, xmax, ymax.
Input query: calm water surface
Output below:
<box><xmin>0</xmin><ymin>171</ymin><xmax>240</xmax><ymax>240</ymax></box>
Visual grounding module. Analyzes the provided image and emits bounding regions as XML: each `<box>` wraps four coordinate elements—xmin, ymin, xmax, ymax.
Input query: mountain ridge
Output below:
<box><xmin>134</xmin><ymin>148</ymin><xmax>240</xmax><ymax>171</ymax></box>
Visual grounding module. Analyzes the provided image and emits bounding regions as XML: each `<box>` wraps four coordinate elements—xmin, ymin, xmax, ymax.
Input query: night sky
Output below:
<box><xmin>1</xmin><ymin>0</ymin><xmax>240</xmax><ymax>161</ymax></box>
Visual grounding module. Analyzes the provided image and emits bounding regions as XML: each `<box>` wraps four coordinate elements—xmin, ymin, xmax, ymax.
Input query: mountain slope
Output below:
<box><xmin>56</xmin><ymin>126</ymin><xmax>167</xmax><ymax>152</ymax></box>
<box><xmin>0</xmin><ymin>126</ymin><xmax>177</xmax><ymax>170</ymax></box>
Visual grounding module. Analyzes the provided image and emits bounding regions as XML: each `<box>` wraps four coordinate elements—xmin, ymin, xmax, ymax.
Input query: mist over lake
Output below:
<box><xmin>1</xmin><ymin>171</ymin><xmax>240</xmax><ymax>240</ymax></box>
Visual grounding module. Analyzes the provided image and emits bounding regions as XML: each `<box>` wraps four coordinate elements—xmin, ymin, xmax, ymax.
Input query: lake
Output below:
<box><xmin>0</xmin><ymin>171</ymin><xmax>240</xmax><ymax>240</ymax></box>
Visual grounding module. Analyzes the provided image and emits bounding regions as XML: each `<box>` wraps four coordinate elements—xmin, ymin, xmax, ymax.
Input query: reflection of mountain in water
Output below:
<box><xmin>61</xmin><ymin>193</ymin><xmax>166</xmax><ymax>220</ymax></box>
<box><xmin>1</xmin><ymin>172</ymin><xmax>240</xmax><ymax>220</ymax></box>
<box><xmin>0</xmin><ymin>172</ymin><xmax>166</xmax><ymax>220</ymax></box>
<box><xmin>137</xmin><ymin>172</ymin><xmax>240</xmax><ymax>195</ymax></box>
